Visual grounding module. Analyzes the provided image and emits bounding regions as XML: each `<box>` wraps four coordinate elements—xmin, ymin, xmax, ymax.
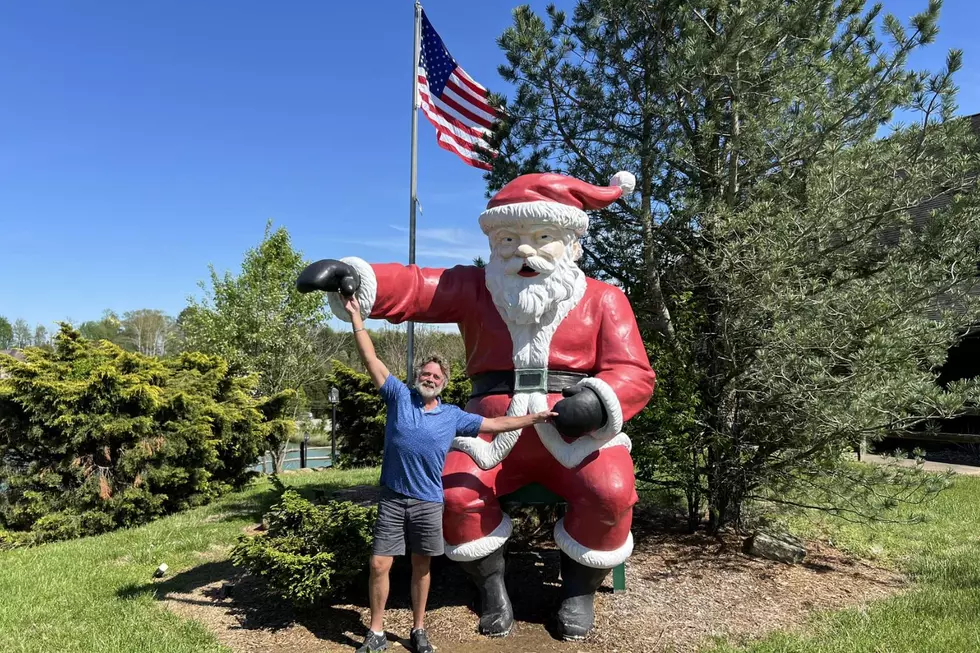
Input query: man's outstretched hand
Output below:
<box><xmin>552</xmin><ymin>386</ymin><xmax>607</xmax><ymax>438</ymax></box>
<box><xmin>296</xmin><ymin>259</ymin><xmax>360</xmax><ymax>296</ymax></box>
<box><xmin>529</xmin><ymin>410</ymin><xmax>559</xmax><ymax>424</ymax></box>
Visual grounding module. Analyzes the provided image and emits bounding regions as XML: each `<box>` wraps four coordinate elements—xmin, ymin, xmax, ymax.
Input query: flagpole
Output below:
<box><xmin>406</xmin><ymin>0</ymin><xmax>422</xmax><ymax>382</ymax></box>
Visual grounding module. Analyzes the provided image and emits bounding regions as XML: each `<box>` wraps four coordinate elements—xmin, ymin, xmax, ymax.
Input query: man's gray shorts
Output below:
<box><xmin>372</xmin><ymin>486</ymin><xmax>445</xmax><ymax>557</ymax></box>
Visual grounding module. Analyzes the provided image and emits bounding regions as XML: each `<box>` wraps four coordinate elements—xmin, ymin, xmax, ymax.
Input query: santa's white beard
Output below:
<box><xmin>485</xmin><ymin>252</ymin><xmax>583</xmax><ymax>325</ymax></box>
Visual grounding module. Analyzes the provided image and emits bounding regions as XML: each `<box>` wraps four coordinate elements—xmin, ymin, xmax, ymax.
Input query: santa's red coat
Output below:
<box><xmin>362</xmin><ymin>262</ymin><xmax>656</xmax><ymax>561</ymax></box>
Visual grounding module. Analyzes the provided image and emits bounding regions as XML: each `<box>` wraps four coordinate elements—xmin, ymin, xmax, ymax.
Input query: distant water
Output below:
<box><xmin>251</xmin><ymin>445</ymin><xmax>333</xmax><ymax>473</ymax></box>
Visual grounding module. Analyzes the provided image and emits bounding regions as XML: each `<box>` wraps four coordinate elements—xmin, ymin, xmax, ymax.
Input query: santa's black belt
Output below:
<box><xmin>469</xmin><ymin>369</ymin><xmax>588</xmax><ymax>397</ymax></box>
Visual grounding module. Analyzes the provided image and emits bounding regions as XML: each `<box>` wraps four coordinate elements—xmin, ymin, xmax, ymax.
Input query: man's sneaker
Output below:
<box><xmin>410</xmin><ymin>628</ymin><xmax>434</xmax><ymax>653</ymax></box>
<box><xmin>355</xmin><ymin>630</ymin><xmax>388</xmax><ymax>653</ymax></box>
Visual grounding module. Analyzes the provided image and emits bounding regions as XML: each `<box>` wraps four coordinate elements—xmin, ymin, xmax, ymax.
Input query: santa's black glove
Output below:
<box><xmin>552</xmin><ymin>385</ymin><xmax>607</xmax><ymax>439</ymax></box>
<box><xmin>296</xmin><ymin>259</ymin><xmax>360</xmax><ymax>296</ymax></box>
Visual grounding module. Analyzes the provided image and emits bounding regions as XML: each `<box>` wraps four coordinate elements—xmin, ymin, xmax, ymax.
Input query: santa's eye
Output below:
<box><xmin>538</xmin><ymin>234</ymin><xmax>552</xmax><ymax>241</ymax></box>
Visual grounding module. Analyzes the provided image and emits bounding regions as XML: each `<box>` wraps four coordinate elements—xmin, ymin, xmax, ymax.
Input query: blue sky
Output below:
<box><xmin>1</xmin><ymin>0</ymin><xmax>978</xmax><ymax>332</ymax></box>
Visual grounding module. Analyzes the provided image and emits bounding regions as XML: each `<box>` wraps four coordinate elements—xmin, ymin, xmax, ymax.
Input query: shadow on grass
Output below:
<box><xmin>117</xmin><ymin>559</ymin><xmax>366</xmax><ymax>648</ymax></box>
<box><xmin>118</xmin><ymin>560</ymin><xmax>238</xmax><ymax>606</ymax></box>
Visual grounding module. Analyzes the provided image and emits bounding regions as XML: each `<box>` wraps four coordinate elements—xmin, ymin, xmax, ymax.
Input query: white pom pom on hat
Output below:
<box><xmin>609</xmin><ymin>171</ymin><xmax>636</xmax><ymax>195</ymax></box>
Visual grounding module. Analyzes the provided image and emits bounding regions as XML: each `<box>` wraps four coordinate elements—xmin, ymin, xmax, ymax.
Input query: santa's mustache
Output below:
<box><xmin>505</xmin><ymin>255</ymin><xmax>555</xmax><ymax>275</ymax></box>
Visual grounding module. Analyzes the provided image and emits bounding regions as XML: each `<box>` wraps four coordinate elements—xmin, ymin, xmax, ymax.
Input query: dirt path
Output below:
<box><xmin>155</xmin><ymin>508</ymin><xmax>904</xmax><ymax>653</ymax></box>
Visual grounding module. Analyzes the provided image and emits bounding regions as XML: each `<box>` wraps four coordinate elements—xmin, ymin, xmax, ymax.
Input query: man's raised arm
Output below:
<box><xmin>343</xmin><ymin>295</ymin><xmax>390</xmax><ymax>389</ymax></box>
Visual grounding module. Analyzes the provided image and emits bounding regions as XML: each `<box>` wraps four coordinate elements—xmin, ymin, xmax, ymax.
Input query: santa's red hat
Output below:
<box><xmin>479</xmin><ymin>171</ymin><xmax>636</xmax><ymax>235</ymax></box>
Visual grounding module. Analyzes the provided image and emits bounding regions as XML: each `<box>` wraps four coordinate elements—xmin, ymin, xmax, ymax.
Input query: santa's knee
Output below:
<box><xmin>442</xmin><ymin>466</ymin><xmax>504</xmax><ymax>550</ymax></box>
<box><xmin>576</xmin><ymin>460</ymin><xmax>637</xmax><ymax>524</ymax></box>
<box><xmin>443</xmin><ymin>480</ymin><xmax>488</xmax><ymax>516</ymax></box>
<box><xmin>595</xmin><ymin>484</ymin><xmax>636</xmax><ymax>526</ymax></box>
<box><xmin>443</xmin><ymin>456</ymin><xmax>494</xmax><ymax>510</ymax></box>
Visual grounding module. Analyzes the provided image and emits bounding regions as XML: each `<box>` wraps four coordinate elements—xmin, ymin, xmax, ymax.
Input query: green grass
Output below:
<box><xmin>709</xmin><ymin>472</ymin><xmax>980</xmax><ymax>653</ymax></box>
<box><xmin>5</xmin><ymin>465</ymin><xmax>980</xmax><ymax>653</ymax></box>
<box><xmin>0</xmin><ymin>467</ymin><xmax>379</xmax><ymax>653</ymax></box>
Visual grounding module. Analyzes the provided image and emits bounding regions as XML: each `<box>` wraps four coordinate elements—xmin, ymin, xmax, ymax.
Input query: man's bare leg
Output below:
<box><xmin>410</xmin><ymin>553</ymin><xmax>432</xmax><ymax>630</ymax></box>
<box><xmin>368</xmin><ymin>555</ymin><xmax>394</xmax><ymax>632</ymax></box>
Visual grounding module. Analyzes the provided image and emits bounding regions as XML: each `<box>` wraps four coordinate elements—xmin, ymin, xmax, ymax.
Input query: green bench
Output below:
<box><xmin>499</xmin><ymin>482</ymin><xmax>626</xmax><ymax>592</ymax></box>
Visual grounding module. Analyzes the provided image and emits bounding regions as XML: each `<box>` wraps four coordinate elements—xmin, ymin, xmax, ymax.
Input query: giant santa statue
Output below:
<box><xmin>297</xmin><ymin>171</ymin><xmax>655</xmax><ymax>640</ymax></box>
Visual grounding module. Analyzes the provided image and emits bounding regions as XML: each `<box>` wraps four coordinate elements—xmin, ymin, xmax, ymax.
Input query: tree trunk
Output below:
<box><xmin>270</xmin><ymin>445</ymin><xmax>287</xmax><ymax>474</ymax></box>
<box><xmin>270</xmin><ymin>401</ymin><xmax>302</xmax><ymax>474</ymax></box>
<box><xmin>643</xmin><ymin>234</ymin><xmax>674</xmax><ymax>339</ymax></box>
<box><xmin>685</xmin><ymin>481</ymin><xmax>703</xmax><ymax>533</ymax></box>
<box><xmin>702</xmin><ymin>287</ymin><xmax>741</xmax><ymax>535</ymax></box>
<box><xmin>638</xmin><ymin>104</ymin><xmax>675</xmax><ymax>339</ymax></box>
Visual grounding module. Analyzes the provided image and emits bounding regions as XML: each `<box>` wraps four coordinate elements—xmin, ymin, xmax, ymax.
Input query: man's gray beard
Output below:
<box><xmin>417</xmin><ymin>384</ymin><xmax>443</xmax><ymax>400</ymax></box>
<box><xmin>485</xmin><ymin>254</ymin><xmax>582</xmax><ymax>326</ymax></box>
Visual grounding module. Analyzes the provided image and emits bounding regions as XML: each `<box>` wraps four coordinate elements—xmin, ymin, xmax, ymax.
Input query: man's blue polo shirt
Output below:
<box><xmin>379</xmin><ymin>374</ymin><xmax>483</xmax><ymax>503</ymax></box>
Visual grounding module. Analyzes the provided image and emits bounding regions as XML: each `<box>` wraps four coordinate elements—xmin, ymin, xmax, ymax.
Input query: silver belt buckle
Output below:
<box><xmin>514</xmin><ymin>368</ymin><xmax>548</xmax><ymax>394</ymax></box>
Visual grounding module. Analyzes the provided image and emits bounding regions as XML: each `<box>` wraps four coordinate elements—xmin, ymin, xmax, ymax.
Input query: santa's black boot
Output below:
<box><xmin>557</xmin><ymin>551</ymin><xmax>611</xmax><ymax>641</ymax></box>
<box><xmin>457</xmin><ymin>546</ymin><xmax>514</xmax><ymax>637</ymax></box>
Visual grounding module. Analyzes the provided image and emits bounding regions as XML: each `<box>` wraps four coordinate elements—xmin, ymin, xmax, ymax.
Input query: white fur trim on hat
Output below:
<box><xmin>326</xmin><ymin>256</ymin><xmax>377</xmax><ymax>322</ymax></box>
<box><xmin>609</xmin><ymin>171</ymin><xmax>636</xmax><ymax>195</ymax></box>
<box><xmin>444</xmin><ymin>513</ymin><xmax>512</xmax><ymax>561</ymax></box>
<box><xmin>554</xmin><ymin>517</ymin><xmax>634</xmax><ymax>568</ymax></box>
<box><xmin>479</xmin><ymin>200</ymin><xmax>589</xmax><ymax>236</ymax></box>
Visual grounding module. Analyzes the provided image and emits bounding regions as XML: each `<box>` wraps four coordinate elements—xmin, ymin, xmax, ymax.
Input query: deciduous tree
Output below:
<box><xmin>11</xmin><ymin>319</ymin><xmax>31</xmax><ymax>349</ymax></box>
<box><xmin>180</xmin><ymin>223</ymin><xmax>337</xmax><ymax>471</ymax></box>
<box><xmin>0</xmin><ymin>317</ymin><xmax>12</xmax><ymax>349</ymax></box>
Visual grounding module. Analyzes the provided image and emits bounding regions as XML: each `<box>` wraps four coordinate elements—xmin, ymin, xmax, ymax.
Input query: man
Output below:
<box><xmin>340</xmin><ymin>294</ymin><xmax>556</xmax><ymax>653</ymax></box>
<box><xmin>298</xmin><ymin>171</ymin><xmax>655</xmax><ymax>640</ymax></box>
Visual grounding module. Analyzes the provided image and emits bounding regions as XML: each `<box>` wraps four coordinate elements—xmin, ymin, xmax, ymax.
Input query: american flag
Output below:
<box><xmin>418</xmin><ymin>9</ymin><xmax>499</xmax><ymax>171</ymax></box>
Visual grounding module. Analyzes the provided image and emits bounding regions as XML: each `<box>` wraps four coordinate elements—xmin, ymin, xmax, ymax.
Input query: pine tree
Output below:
<box><xmin>490</xmin><ymin>0</ymin><xmax>980</xmax><ymax>531</ymax></box>
<box><xmin>0</xmin><ymin>325</ymin><xmax>289</xmax><ymax>544</ymax></box>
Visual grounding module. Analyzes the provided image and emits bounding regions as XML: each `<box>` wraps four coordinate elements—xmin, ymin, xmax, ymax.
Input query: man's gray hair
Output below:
<box><xmin>416</xmin><ymin>354</ymin><xmax>450</xmax><ymax>384</ymax></box>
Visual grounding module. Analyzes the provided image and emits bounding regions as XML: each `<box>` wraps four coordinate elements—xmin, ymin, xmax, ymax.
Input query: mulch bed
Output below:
<box><xmin>157</xmin><ymin>488</ymin><xmax>906</xmax><ymax>653</ymax></box>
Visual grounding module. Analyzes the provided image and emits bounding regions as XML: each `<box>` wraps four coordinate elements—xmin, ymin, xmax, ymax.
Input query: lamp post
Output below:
<box><xmin>328</xmin><ymin>387</ymin><xmax>340</xmax><ymax>466</ymax></box>
<box><xmin>300</xmin><ymin>416</ymin><xmax>310</xmax><ymax>469</ymax></box>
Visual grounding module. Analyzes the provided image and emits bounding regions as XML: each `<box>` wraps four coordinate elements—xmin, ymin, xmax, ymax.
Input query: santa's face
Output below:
<box><xmin>485</xmin><ymin>222</ymin><xmax>584</xmax><ymax>325</ymax></box>
<box><xmin>489</xmin><ymin>224</ymin><xmax>567</xmax><ymax>277</ymax></box>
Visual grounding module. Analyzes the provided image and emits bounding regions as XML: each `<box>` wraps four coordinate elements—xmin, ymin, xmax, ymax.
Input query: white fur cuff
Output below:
<box><xmin>451</xmin><ymin>393</ymin><xmax>532</xmax><ymax>470</ymax></box>
<box><xmin>326</xmin><ymin>256</ymin><xmax>377</xmax><ymax>322</ymax></box>
<box><xmin>444</xmin><ymin>513</ymin><xmax>512</xmax><ymax>561</ymax></box>
<box><xmin>578</xmin><ymin>377</ymin><xmax>624</xmax><ymax>442</ymax></box>
<box><xmin>535</xmin><ymin>422</ymin><xmax>631</xmax><ymax>469</ymax></box>
<box><xmin>554</xmin><ymin>517</ymin><xmax>633</xmax><ymax>568</ymax></box>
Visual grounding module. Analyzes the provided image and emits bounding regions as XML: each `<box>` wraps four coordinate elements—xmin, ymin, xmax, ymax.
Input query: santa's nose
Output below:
<box><xmin>516</xmin><ymin>244</ymin><xmax>536</xmax><ymax>258</ymax></box>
